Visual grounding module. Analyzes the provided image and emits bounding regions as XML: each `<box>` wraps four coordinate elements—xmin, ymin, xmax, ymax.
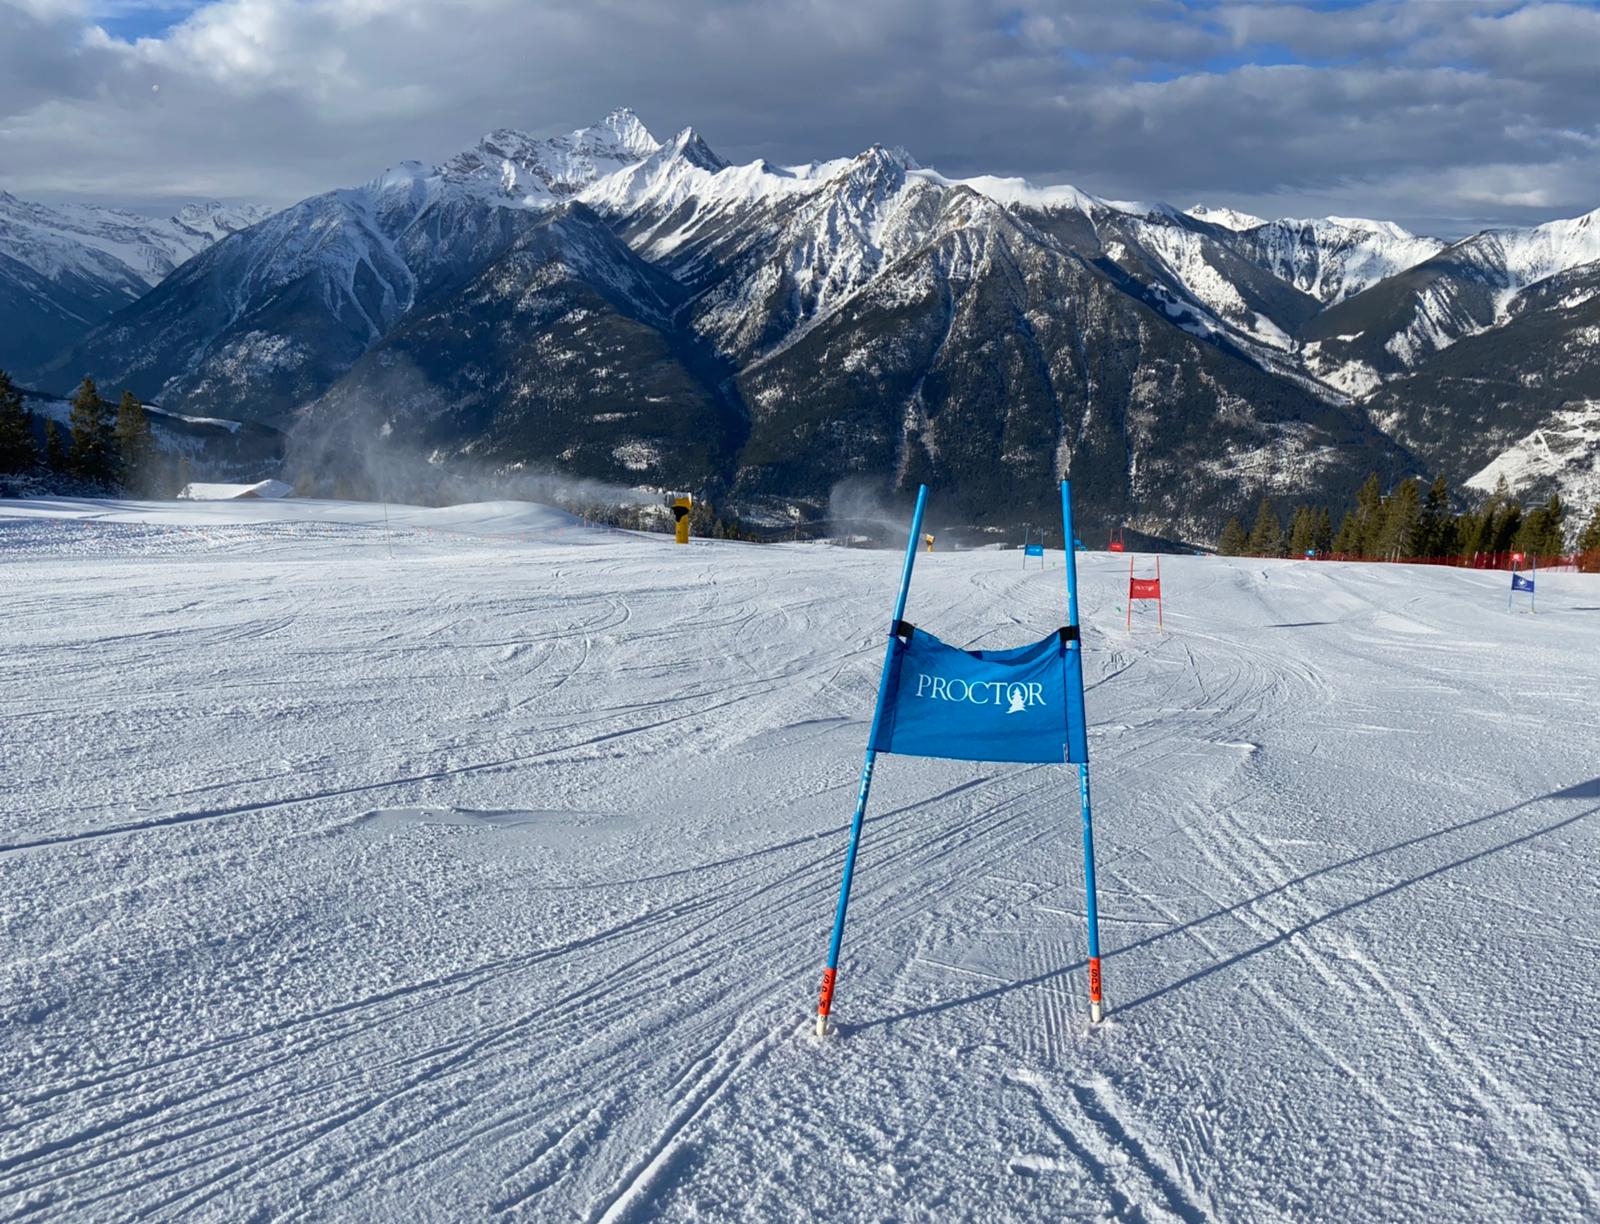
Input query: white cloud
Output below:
<box><xmin>0</xmin><ymin>0</ymin><xmax>1595</xmax><ymax>236</ymax></box>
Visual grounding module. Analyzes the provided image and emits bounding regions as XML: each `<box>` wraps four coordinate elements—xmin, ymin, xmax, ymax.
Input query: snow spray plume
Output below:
<box><xmin>826</xmin><ymin>477</ymin><xmax>929</xmax><ymax>548</ymax></box>
<box><xmin>284</xmin><ymin>358</ymin><xmax>657</xmax><ymax>514</ymax></box>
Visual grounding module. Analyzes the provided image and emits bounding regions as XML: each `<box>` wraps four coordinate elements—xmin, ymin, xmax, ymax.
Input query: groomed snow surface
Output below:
<box><xmin>3</xmin><ymin>497</ymin><xmax>1598</xmax><ymax>1221</ymax></box>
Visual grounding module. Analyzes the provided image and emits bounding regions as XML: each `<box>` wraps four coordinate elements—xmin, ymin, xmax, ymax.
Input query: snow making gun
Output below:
<box><xmin>672</xmin><ymin>495</ymin><xmax>692</xmax><ymax>545</ymax></box>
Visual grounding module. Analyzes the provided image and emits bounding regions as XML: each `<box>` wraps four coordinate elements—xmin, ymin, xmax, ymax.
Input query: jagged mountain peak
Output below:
<box><xmin>575</xmin><ymin>125</ymin><xmax>766</xmax><ymax>221</ymax></box>
<box><xmin>816</xmin><ymin>145</ymin><xmax>924</xmax><ymax>205</ymax></box>
<box><xmin>1317</xmin><ymin>215</ymin><xmax>1425</xmax><ymax>241</ymax></box>
<box><xmin>463</xmin><ymin>109</ymin><xmax>660</xmax><ymax>163</ymax></box>
<box><xmin>1230</xmin><ymin>215</ymin><xmax>1448</xmax><ymax>306</ymax></box>
<box><xmin>852</xmin><ymin>144</ymin><xmax>920</xmax><ymax>173</ymax></box>
<box><xmin>1468</xmin><ymin>204</ymin><xmax>1600</xmax><ymax>288</ymax></box>
<box><xmin>660</xmin><ymin>127</ymin><xmax>727</xmax><ymax>172</ymax></box>
<box><xmin>428</xmin><ymin>110</ymin><xmax>663</xmax><ymax>202</ymax></box>
<box><xmin>588</xmin><ymin>106</ymin><xmax>660</xmax><ymax>159</ymax></box>
<box><xmin>1185</xmin><ymin>204</ymin><xmax>1268</xmax><ymax>231</ymax></box>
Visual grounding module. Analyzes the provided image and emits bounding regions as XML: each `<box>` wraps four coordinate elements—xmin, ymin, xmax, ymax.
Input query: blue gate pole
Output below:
<box><xmin>1061</xmin><ymin>481</ymin><xmax>1105</xmax><ymax>1023</ymax></box>
<box><xmin>816</xmin><ymin>484</ymin><xmax>929</xmax><ymax>1037</ymax></box>
<box><xmin>1532</xmin><ymin>555</ymin><xmax>1537</xmax><ymax>613</ymax></box>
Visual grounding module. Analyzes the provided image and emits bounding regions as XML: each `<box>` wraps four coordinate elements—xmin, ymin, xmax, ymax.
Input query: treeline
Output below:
<box><xmin>1218</xmin><ymin>473</ymin><xmax>1600</xmax><ymax>562</ymax></box>
<box><xmin>0</xmin><ymin>369</ymin><xmax>181</xmax><ymax>495</ymax></box>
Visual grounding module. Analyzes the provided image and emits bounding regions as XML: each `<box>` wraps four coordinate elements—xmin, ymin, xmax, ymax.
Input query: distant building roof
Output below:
<box><xmin>177</xmin><ymin>479</ymin><xmax>293</xmax><ymax>501</ymax></box>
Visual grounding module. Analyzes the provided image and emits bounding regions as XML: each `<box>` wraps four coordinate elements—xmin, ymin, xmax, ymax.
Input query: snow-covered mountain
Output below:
<box><xmin>36</xmin><ymin>109</ymin><xmax>695</xmax><ymax>425</ymax></box>
<box><xmin>1465</xmin><ymin>400</ymin><xmax>1600</xmax><ymax>511</ymax></box>
<box><xmin>1302</xmin><ymin>207</ymin><xmax>1600</xmax><ymax>389</ymax></box>
<box><xmin>1224</xmin><ymin>216</ymin><xmax>1446</xmax><ymax>305</ymax></box>
<box><xmin>26</xmin><ymin>109</ymin><xmax>1600</xmax><ymax>530</ymax></box>
<box><xmin>0</xmin><ymin>194</ymin><xmax>268</xmax><ymax>289</ymax></box>
<box><xmin>1351</xmin><ymin>255</ymin><xmax>1600</xmax><ymax>508</ymax></box>
<box><xmin>437</xmin><ymin>106</ymin><xmax>661</xmax><ymax>203</ymax></box>
<box><xmin>1185</xmin><ymin>204</ymin><xmax>1267</xmax><ymax>231</ymax></box>
<box><xmin>0</xmin><ymin>193</ymin><xmax>267</xmax><ymax>371</ymax></box>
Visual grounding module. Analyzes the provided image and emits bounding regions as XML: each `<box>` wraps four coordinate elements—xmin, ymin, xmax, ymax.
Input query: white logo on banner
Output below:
<box><xmin>913</xmin><ymin>674</ymin><xmax>1045</xmax><ymax>714</ymax></box>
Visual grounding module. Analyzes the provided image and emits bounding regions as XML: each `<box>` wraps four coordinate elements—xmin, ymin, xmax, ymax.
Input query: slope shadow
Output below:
<box><xmin>1550</xmin><ymin>777</ymin><xmax>1600</xmax><ymax>799</ymax></box>
<box><xmin>855</xmin><ymin>778</ymin><xmax>1600</xmax><ymax>1032</ymax></box>
<box><xmin>1264</xmin><ymin>621</ymin><xmax>1337</xmax><ymax>629</ymax></box>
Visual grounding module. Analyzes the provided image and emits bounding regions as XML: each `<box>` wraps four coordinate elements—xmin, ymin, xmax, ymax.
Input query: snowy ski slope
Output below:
<box><xmin>2</xmin><ymin>498</ymin><xmax>1597</xmax><ymax>1221</ymax></box>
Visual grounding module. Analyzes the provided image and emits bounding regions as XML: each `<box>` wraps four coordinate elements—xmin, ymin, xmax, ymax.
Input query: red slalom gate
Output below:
<box><xmin>1127</xmin><ymin>555</ymin><xmax>1163</xmax><ymax>630</ymax></box>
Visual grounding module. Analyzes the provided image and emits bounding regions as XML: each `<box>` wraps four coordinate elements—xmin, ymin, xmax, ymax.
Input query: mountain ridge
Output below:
<box><xmin>15</xmin><ymin>109</ymin><xmax>1600</xmax><ymax>535</ymax></box>
<box><xmin>0</xmin><ymin>193</ymin><xmax>268</xmax><ymax>372</ymax></box>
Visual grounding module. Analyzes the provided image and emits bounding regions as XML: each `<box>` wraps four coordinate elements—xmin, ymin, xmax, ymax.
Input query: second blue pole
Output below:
<box><xmin>1061</xmin><ymin>481</ymin><xmax>1106</xmax><ymax>1023</ymax></box>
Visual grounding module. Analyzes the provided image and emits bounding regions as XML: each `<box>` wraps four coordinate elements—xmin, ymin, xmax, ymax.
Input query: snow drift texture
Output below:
<box><xmin>2</xmin><ymin>496</ymin><xmax>1598</xmax><ymax>1219</ymax></box>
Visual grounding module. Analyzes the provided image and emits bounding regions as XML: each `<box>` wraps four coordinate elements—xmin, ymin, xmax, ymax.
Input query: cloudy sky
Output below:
<box><xmin>3</xmin><ymin>0</ymin><xmax>1597</xmax><ymax>236</ymax></box>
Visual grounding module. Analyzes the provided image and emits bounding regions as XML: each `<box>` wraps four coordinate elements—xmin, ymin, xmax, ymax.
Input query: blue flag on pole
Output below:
<box><xmin>1024</xmin><ymin>543</ymin><xmax>1044</xmax><ymax>557</ymax></box>
<box><xmin>1512</xmin><ymin>572</ymin><xmax>1535</xmax><ymax>593</ymax></box>
<box><xmin>869</xmin><ymin>627</ymin><xmax>1089</xmax><ymax>764</ymax></box>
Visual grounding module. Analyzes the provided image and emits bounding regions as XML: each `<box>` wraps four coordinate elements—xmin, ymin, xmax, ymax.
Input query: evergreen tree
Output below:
<box><xmin>1490</xmin><ymin>500</ymin><xmax>1522</xmax><ymax>555</ymax></box>
<box><xmin>1435</xmin><ymin>508</ymin><xmax>1460</xmax><ymax>559</ymax></box>
<box><xmin>0</xmin><ymin>369</ymin><xmax>36</xmax><ymax>473</ymax></box>
<box><xmin>1457</xmin><ymin>508</ymin><xmax>1489</xmax><ymax>559</ymax></box>
<box><xmin>1217</xmin><ymin>517</ymin><xmax>1248</xmax><ymax>556</ymax></box>
<box><xmin>67</xmin><ymin>377</ymin><xmax>116</xmax><ymax>483</ymax></box>
<box><xmin>1577</xmin><ymin>502</ymin><xmax>1600</xmax><ymax>554</ymax></box>
<box><xmin>1247</xmin><ymin>497</ymin><xmax>1284</xmax><ymax>557</ymax></box>
<box><xmin>175</xmin><ymin>454</ymin><xmax>192</xmax><ymax>496</ymax></box>
<box><xmin>113</xmin><ymin>390</ymin><xmax>155</xmax><ymax>492</ymax></box>
<box><xmin>1514</xmin><ymin>494</ymin><xmax>1565</xmax><ymax>558</ymax></box>
<box><xmin>1461</xmin><ymin>477</ymin><xmax>1508</xmax><ymax>559</ymax></box>
<box><xmin>1512</xmin><ymin>504</ymin><xmax>1541</xmax><ymax>557</ymax></box>
<box><xmin>1287</xmin><ymin>505</ymin><xmax>1315</xmax><ymax>556</ymax></box>
<box><xmin>1376</xmin><ymin>478</ymin><xmax>1421</xmax><ymax>560</ymax></box>
<box><xmin>1538</xmin><ymin>493</ymin><xmax>1565</xmax><ymax>556</ymax></box>
<box><xmin>44</xmin><ymin>418</ymin><xmax>69</xmax><ymax>470</ymax></box>
<box><xmin>1351</xmin><ymin>472</ymin><xmax>1384</xmax><ymax>557</ymax></box>
<box><xmin>1313</xmin><ymin>507</ymin><xmax>1334</xmax><ymax>556</ymax></box>
<box><xmin>1415</xmin><ymin>475</ymin><xmax>1451</xmax><ymax>558</ymax></box>
<box><xmin>1334</xmin><ymin>510</ymin><xmax>1361</xmax><ymax>556</ymax></box>
<box><xmin>689</xmin><ymin>497</ymin><xmax>715</xmax><ymax>538</ymax></box>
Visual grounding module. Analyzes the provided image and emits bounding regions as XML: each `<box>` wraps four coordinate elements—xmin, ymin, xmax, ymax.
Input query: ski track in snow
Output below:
<box><xmin>2</xmin><ymin>500</ymin><xmax>1598</xmax><ymax>1221</ymax></box>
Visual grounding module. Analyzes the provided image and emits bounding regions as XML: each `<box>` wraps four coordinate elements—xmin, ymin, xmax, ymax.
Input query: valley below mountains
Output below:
<box><xmin>9</xmin><ymin>108</ymin><xmax>1599</xmax><ymax>540</ymax></box>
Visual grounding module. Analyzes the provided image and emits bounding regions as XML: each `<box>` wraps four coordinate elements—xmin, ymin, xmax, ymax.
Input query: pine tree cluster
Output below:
<box><xmin>1217</xmin><ymin>472</ymin><xmax>1586</xmax><ymax>563</ymax></box>
<box><xmin>0</xmin><ymin>369</ymin><xmax>36</xmax><ymax>474</ymax></box>
<box><xmin>0</xmin><ymin>367</ymin><xmax>174</xmax><ymax>494</ymax></box>
<box><xmin>1218</xmin><ymin>497</ymin><xmax>1332</xmax><ymax>558</ymax></box>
